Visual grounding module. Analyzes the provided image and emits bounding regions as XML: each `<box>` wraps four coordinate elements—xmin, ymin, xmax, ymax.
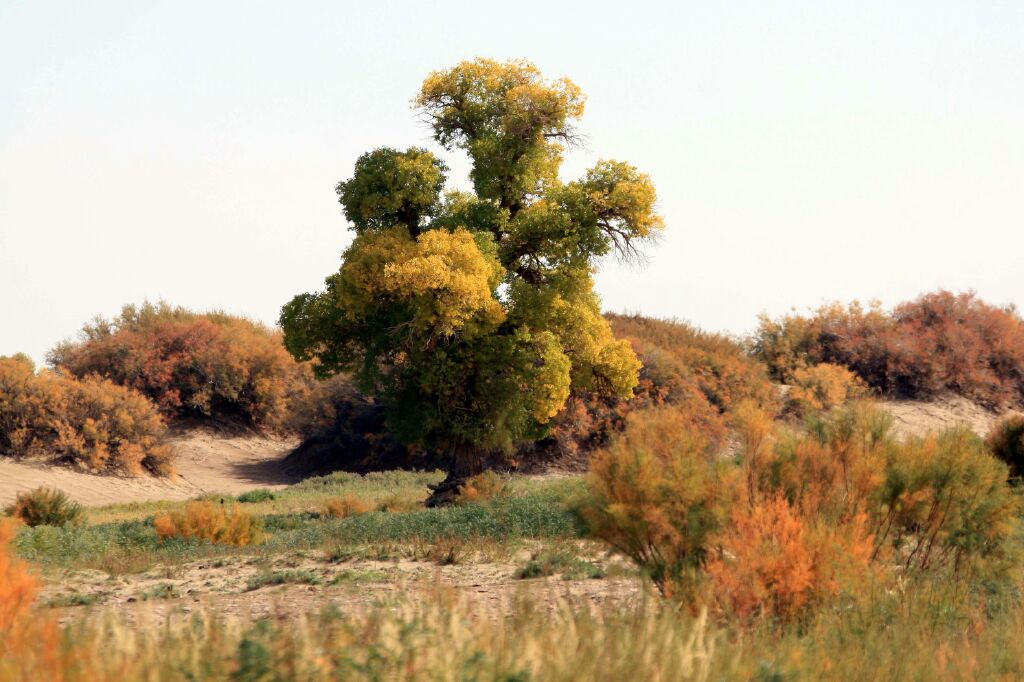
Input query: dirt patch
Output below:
<box><xmin>0</xmin><ymin>430</ymin><xmax>297</xmax><ymax>508</ymax></box>
<box><xmin>42</xmin><ymin>547</ymin><xmax>642</xmax><ymax>628</ymax></box>
<box><xmin>880</xmin><ymin>394</ymin><xmax>1022</xmax><ymax>440</ymax></box>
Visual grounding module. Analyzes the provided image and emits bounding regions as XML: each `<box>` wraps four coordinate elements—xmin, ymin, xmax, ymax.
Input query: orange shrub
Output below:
<box><xmin>0</xmin><ymin>520</ymin><xmax>36</xmax><ymax>633</ymax></box>
<box><xmin>0</xmin><ymin>520</ymin><xmax>65</xmax><ymax>680</ymax></box>
<box><xmin>49</xmin><ymin>302</ymin><xmax>313</xmax><ymax>430</ymax></box>
<box><xmin>455</xmin><ymin>471</ymin><xmax>512</xmax><ymax>504</ymax></box>
<box><xmin>573</xmin><ymin>408</ymin><xmax>738</xmax><ymax>597</ymax></box>
<box><xmin>752</xmin><ymin>291</ymin><xmax>1024</xmax><ymax>408</ymax></box>
<box><xmin>154</xmin><ymin>501</ymin><xmax>263</xmax><ymax>546</ymax></box>
<box><xmin>0</xmin><ymin>357</ymin><xmax>172</xmax><ymax>475</ymax></box>
<box><xmin>707</xmin><ymin>497</ymin><xmax>874</xmax><ymax>622</ymax></box>
<box><xmin>322</xmin><ymin>495</ymin><xmax>371</xmax><ymax>519</ymax></box>
<box><xmin>608</xmin><ymin>314</ymin><xmax>779</xmax><ymax>414</ymax></box>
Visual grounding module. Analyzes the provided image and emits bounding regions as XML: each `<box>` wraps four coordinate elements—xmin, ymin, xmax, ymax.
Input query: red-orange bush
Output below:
<box><xmin>154</xmin><ymin>501</ymin><xmax>263</xmax><ymax>546</ymax></box>
<box><xmin>50</xmin><ymin>302</ymin><xmax>313</xmax><ymax>430</ymax></box>
<box><xmin>0</xmin><ymin>356</ymin><xmax>172</xmax><ymax>475</ymax></box>
<box><xmin>752</xmin><ymin>291</ymin><xmax>1024</xmax><ymax>408</ymax></box>
<box><xmin>0</xmin><ymin>520</ymin><xmax>36</xmax><ymax>634</ymax></box>
<box><xmin>707</xmin><ymin>497</ymin><xmax>874</xmax><ymax>622</ymax></box>
<box><xmin>322</xmin><ymin>495</ymin><xmax>371</xmax><ymax>519</ymax></box>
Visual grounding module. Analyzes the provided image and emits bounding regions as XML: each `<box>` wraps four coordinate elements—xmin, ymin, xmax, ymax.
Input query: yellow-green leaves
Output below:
<box><xmin>416</xmin><ymin>58</ymin><xmax>584</xmax><ymax>210</ymax></box>
<box><xmin>336</xmin><ymin>147</ymin><xmax>447</xmax><ymax>233</ymax></box>
<box><xmin>337</xmin><ymin>227</ymin><xmax>504</xmax><ymax>340</ymax></box>
<box><xmin>382</xmin><ymin>228</ymin><xmax>505</xmax><ymax>338</ymax></box>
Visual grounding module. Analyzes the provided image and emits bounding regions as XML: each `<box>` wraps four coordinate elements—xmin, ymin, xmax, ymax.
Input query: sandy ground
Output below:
<box><xmin>0</xmin><ymin>431</ymin><xmax>297</xmax><ymax>508</ymax></box>
<box><xmin>881</xmin><ymin>394</ymin><xmax>1022</xmax><ymax>440</ymax></box>
<box><xmin>42</xmin><ymin>546</ymin><xmax>642</xmax><ymax>628</ymax></box>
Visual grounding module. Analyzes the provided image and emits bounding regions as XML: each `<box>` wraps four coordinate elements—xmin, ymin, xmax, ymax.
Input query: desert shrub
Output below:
<box><xmin>752</xmin><ymin>291</ymin><xmax>1024</xmax><ymax>407</ymax></box>
<box><xmin>5</xmin><ymin>487</ymin><xmax>83</xmax><ymax>527</ymax></box>
<box><xmin>874</xmin><ymin>427</ymin><xmax>1019</xmax><ymax>575</ymax></box>
<box><xmin>455</xmin><ymin>471</ymin><xmax>512</xmax><ymax>504</ymax></box>
<box><xmin>153</xmin><ymin>501</ymin><xmax>263</xmax><ymax>546</ymax></box>
<box><xmin>49</xmin><ymin>301</ymin><xmax>313</xmax><ymax>430</ymax></box>
<box><xmin>237</xmin><ymin>488</ymin><xmax>277</xmax><ymax>504</ymax></box>
<box><xmin>608</xmin><ymin>314</ymin><xmax>779</xmax><ymax>414</ymax></box>
<box><xmin>323</xmin><ymin>495</ymin><xmax>371</xmax><ymax>519</ymax></box>
<box><xmin>517</xmin><ymin>315</ymin><xmax>769</xmax><ymax>472</ymax></box>
<box><xmin>785</xmin><ymin>363</ymin><xmax>869</xmax><ymax>415</ymax></box>
<box><xmin>572</xmin><ymin>408</ymin><xmax>737</xmax><ymax>597</ymax></box>
<box><xmin>0</xmin><ymin>519</ymin><xmax>37</xmax><ymax>633</ymax></box>
<box><xmin>707</xmin><ymin>496</ymin><xmax>874</xmax><ymax>622</ymax></box>
<box><xmin>987</xmin><ymin>415</ymin><xmax>1024</xmax><ymax>480</ymax></box>
<box><xmin>0</xmin><ymin>357</ymin><xmax>172</xmax><ymax>475</ymax></box>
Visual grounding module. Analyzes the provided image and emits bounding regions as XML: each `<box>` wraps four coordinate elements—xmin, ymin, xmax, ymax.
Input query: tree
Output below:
<box><xmin>280</xmin><ymin>58</ymin><xmax>664</xmax><ymax>502</ymax></box>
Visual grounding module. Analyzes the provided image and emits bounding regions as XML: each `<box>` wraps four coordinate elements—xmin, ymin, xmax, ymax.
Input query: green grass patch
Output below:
<box><xmin>247</xmin><ymin>569</ymin><xmax>323</xmax><ymax>591</ymax></box>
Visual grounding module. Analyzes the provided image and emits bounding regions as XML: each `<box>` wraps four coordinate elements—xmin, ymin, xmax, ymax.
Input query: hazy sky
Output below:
<box><xmin>2</xmin><ymin>1</ymin><xmax>1022</xmax><ymax>363</ymax></box>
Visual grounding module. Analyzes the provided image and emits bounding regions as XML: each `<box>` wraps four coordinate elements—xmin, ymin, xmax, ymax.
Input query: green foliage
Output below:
<box><xmin>5</xmin><ymin>487</ymin><xmax>83</xmax><ymax>528</ymax></box>
<box><xmin>0</xmin><ymin>357</ymin><xmax>172</xmax><ymax>475</ymax></box>
<box><xmin>516</xmin><ymin>548</ymin><xmax>606</xmax><ymax>580</ymax></box>
<box><xmin>281</xmin><ymin>59</ymin><xmax>662</xmax><ymax>478</ymax></box>
<box><xmin>236</xmin><ymin>489</ymin><xmax>277</xmax><ymax>504</ymax></box>
<box><xmin>246</xmin><ymin>569</ymin><xmax>323</xmax><ymax>591</ymax></box>
<box><xmin>336</xmin><ymin>147</ymin><xmax>447</xmax><ymax>234</ymax></box>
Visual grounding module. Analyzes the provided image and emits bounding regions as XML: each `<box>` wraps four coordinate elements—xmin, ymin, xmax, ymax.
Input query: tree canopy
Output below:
<box><xmin>280</xmin><ymin>58</ymin><xmax>663</xmax><ymax>493</ymax></box>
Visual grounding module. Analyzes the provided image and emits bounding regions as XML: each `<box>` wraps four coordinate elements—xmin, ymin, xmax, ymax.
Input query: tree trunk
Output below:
<box><xmin>425</xmin><ymin>442</ymin><xmax>484</xmax><ymax>507</ymax></box>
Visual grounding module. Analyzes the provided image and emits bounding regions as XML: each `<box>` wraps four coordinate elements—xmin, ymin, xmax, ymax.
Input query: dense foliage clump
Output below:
<box><xmin>987</xmin><ymin>414</ymin><xmax>1024</xmax><ymax>480</ymax></box>
<box><xmin>50</xmin><ymin>302</ymin><xmax>311</xmax><ymax>431</ymax></box>
<box><xmin>154</xmin><ymin>501</ymin><xmax>263</xmax><ymax>546</ymax></box>
<box><xmin>0</xmin><ymin>355</ymin><xmax>172</xmax><ymax>474</ymax></box>
<box><xmin>752</xmin><ymin>290</ymin><xmax>1024</xmax><ymax>408</ymax></box>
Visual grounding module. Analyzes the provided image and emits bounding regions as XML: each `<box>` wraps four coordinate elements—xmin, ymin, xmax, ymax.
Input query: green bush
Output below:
<box><xmin>237</xmin><ymin>489</ymin><xmax>277</xmax><ymax>504</ymax></box>
<box><xmin>5</xmin><ymin>487</ymin><xmax>83</xmax><ymax>528</ymax></box>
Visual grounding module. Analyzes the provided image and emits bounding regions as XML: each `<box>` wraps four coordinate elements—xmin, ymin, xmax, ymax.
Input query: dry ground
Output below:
<box><xmin>0</xmin><ymin>430</ymin><xmax>297</xmax><ymax>508</ymax></box>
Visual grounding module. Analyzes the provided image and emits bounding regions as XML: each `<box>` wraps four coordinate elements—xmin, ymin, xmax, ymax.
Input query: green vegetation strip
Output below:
<box><xmin>14</xmin><ymin>479</ymin><xmax>583</xmax><ymax>571</ymax></box>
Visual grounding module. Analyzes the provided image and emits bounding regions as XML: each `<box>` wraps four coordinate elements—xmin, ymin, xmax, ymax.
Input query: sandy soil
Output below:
<box><xmin>43</xmin><ymin>547</ymin><xmax>642</xmax><ymax>628</ymax></box>
<box><xmin>0</xmin><ymin>431</ymin><xmax>297</xmax><ymax>508</ymax></box>
<box><xmin>881</xmin><ymin>394</ymin><xmax>1022</xmax><ymax>440</ymax></box>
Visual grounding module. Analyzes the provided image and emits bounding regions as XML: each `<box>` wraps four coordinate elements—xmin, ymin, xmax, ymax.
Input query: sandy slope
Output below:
<box><xmin>0</xmin><ymin>431</ymin><xmax>297</xmax><ymax>508</ymax></box>
<box><xmin>882</xmin><ymin>394</ymin><xmax>1022</xmax><ymax>440</ymax></box>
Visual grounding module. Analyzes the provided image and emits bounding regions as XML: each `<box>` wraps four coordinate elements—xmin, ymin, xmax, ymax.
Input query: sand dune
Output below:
<box><xmin>0</xmin><ymin>431</ymin><xmax>297</xmax><ymax>508</ymax></box>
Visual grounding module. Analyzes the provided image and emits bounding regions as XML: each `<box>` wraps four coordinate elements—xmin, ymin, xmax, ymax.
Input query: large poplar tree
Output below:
<box><xmin>280</xmin><ymin>59</ymin><xmax>663</xmax><ymax>500</ymax></box>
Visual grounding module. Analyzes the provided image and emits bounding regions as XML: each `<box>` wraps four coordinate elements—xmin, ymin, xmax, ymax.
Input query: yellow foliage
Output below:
<box><xmin>787</xmin><ymin>362</ymin><xmax>868</xmax><ymax>415</ymax></box>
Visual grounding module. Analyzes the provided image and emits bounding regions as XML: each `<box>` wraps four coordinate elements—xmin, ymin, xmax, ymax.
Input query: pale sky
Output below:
<box><xmin>2</xmin><ymin>1</ymin><xmax>1022</xmax><ymax>364</ymax></box>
